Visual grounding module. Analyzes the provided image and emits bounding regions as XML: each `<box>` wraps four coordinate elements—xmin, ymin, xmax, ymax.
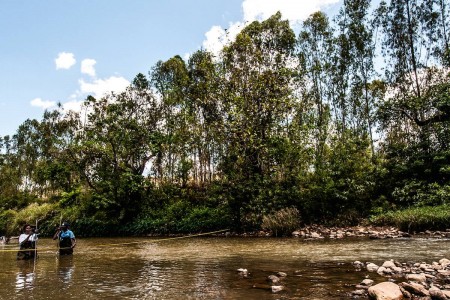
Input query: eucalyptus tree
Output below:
<box><xmin>376</xmin><ymin>0</ymin><xmax>450</xmax><ymax>124</ymax></box>
<box><xmin>333</xmin><ymin>0</ymin><xmax>377</xmax><ymax>153</ymax></box>
<box><xmin>297</xmin><ymin>11</ymin><xmax>334</xmax><ymax>176</ymax></box>
<box><xmin>220</xmin><ymin>12</ymin><xmax>297</xmax><ymax>227</ymax></box>
<box><xmin>375</xmin><ymin>0</ymin><xmax>450</xmax><ymax>206</ymax></box>
<box><xmin>187</xmin><ymin>50</ymin><xmax>222</xmax><ymax>184</ymax></box>
<box><xmin>150</xmin><ymin>56</ymin><xmax>192</xmax><ymax>185</ymax></box>
<box><xmin>12</xmin><ymin>119</ymin><xmax>41</xmax><ymax>192</ymax></box>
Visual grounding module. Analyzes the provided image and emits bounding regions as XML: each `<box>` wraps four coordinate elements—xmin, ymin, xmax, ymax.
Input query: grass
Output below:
<box><xmin>370</xmin><ymin>204</ymin><xmax>450</xmax><ymax>233</ymax></box>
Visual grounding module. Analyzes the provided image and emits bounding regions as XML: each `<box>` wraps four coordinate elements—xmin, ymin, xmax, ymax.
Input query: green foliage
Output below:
<box><xmin>1</xmin><ymin>7</ymin><xmax>450</xmax><ymax>235</ymax></box>
<box><xmin>392</xmin><ymin>181</ymin><xmax>450</xmax><ymax>207</ymax></box>
<box><xmin>70</xmin><ymin>217</ymin><xmax>119</xmax><ymax>237</ymax></box>
<box><xmin>124</xmin><ymin>201</ymin><xmax>232</xmax><ymax>235</ymax></box>
<box><xmin>261</xmin><ymin>207</ymin><xmax>300</xmax><ymax>237</ymax></box>
<box><xmin>0</xmin><ymin>210</ymin><xmax>17</xmax><ymax>236</ymax></box>
<box><xmin>370</xmin><ymin>205</ymin><xmax>450</xmax><ymax>232</ymax></box>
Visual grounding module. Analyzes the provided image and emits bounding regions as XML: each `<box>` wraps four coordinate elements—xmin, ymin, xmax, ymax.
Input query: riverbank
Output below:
<box><xmin>213</xmin><ymin>224</ymin><xmax>450</xmax><ymax>240</ymax></box>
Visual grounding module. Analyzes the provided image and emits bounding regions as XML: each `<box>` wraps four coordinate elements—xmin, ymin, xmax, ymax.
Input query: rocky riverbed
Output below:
<box><xmin>350</xmin><ymin>258</ymin><xmax>450</xmax><ymax>299</ymax></box>
<box><xmin>233</xmin><ymin>225</ymin><xmax>450</xmax><ymax>299</ymax></box>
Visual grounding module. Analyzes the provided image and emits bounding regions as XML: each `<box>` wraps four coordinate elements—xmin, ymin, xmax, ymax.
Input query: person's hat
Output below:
<box><xmin>61</xmin><ymin>222</ymin><xmax>70</xmax><ymax>227</ymax></box>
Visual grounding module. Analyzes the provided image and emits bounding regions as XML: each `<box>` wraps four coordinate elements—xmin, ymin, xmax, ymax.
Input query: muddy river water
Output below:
<box><xmin>1</xmin><ymin>236</ymin><xmax>450</xmax><ymax>299</ymax></box>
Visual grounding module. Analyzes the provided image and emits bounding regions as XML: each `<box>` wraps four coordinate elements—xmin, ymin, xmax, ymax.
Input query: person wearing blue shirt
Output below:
<box><xmin>53</xmin><ymin>222</ymin><xmax>76</xmax><ymax>255</ymax></box>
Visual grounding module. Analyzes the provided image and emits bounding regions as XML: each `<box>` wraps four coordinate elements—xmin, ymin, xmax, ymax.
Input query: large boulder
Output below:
<box><xmin>368</xmin><ymin>282</ymin><xmax>404</xmax><ymax>300</ymax></box>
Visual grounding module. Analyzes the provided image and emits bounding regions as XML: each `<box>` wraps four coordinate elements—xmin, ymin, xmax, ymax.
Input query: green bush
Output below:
<box><xmin>261</xmin><ymin>207</ymin><xmax>300</xmax><ymax>237</ymax></box>
<box><xmin>177</xmin><ymin>206</ymin><xmax>232</xmax><ymax>233</ymax></box>
<box><xmin>370</xmin><ymin>205</ymin><xmax>450</xmax><ymax>232</ymax></box>
<box><xmin>73</xmin><ymin>217</ymin><xmax>119</xmax><ymax>237</ymax></box>
<box><xmin>124</xmin><ymin>201</ymin><xmax>232</xmax><ymax>235</ymax></box>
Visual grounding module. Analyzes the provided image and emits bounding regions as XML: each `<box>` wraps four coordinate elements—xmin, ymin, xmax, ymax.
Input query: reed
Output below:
<box><xmin>261</xmin><ymin>207</ymin><xmax>300</xmax><ymax>237</ymax></box>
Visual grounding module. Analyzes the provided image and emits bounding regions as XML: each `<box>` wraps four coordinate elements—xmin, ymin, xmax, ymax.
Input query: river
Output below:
<box><xmin>1</xmin><ymin>236</ymin><xmax>450</xmax><ymax>299</ymax></box>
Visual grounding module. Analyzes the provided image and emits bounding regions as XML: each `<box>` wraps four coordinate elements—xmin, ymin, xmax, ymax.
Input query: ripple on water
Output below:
<box><xmin>2</xmin><ymin>237</ymin><xmax>450</xmax><ymax>299</ymax></box>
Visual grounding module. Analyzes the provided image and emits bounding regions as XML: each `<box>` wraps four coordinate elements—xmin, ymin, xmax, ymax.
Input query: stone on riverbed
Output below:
<box><xmin>398</xmin><ymin>282</ymin><xmax>430</xmax><ymax>297</ymax></box>
<box><xmin>352</xmin><ymin>289</ymin><xmax>366</xmax><ymax>296</ymax></box>
<box><xmin>267</xmin><ymin>275</ymin><xmax>280</xmax><ymax>284</ymax></box>
<box><xmin>271</xmin><ymin>285</ymin><xmax>285</xmax><ymax>293</ymax></box>
<box><xmin>405</xmin><ymin>273</ymin><xmax>427</xmax><ymax>283</ymax></box>
<box><xmin>437</xmin><ymin>269</ymin><xmax>450</xmax><ymax>276</ymax></box>
<box><xmin>368</xmin><ymin>282</ymin><xmax>404</xmax><ymax>300</ymax></box>
<box><xmin>382</xmin><ymin>260</ymin><xmax>397</xmax><ymax>269</ymax></box>
<box><xmin>361</xmin><ymin>279</ymin><xmax>374</xmax><ymax>287</ymax></box>
<box><xmin>353</xmin><ymin>260</ymin><xmax>365</xmax><ymax>269</ymax></box>
<box><xmin>367</xmin><ymin>262</ymin><xmax>379</xmax><ymax>272</ymax></box>
<box><xmin>237</xmin><ymin>268</ymin><xmax>249</xmax><ymax>277</ymax></box>
<box><xmin>429</xmin><ymin>286</ymin><xmax>447</xmax><ymax>300</ymax></box>
<box><xmin>439</xmin><ymin>258</ymin><xmax>450</xmax><ymax>269</ymax></box>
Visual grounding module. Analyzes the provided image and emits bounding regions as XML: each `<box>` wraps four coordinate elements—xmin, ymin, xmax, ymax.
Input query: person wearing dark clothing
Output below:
<box><xmin>53</xmin><ymin>222</ymin><xmax>76</xmax><ymax>255</ymax></box>
<box><xmin>16</xmin><ymin>224</ymin><xmax>38</xmax><ymax>260</ymax></box>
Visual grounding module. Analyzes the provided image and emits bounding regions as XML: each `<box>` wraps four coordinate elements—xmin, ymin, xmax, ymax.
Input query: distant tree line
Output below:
<box><xmin>1</xmin><ymin>0</ymin><xmax>449</xmax><ymax>236</ymax></box>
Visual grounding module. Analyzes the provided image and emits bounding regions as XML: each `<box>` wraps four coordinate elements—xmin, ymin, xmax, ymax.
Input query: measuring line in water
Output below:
<box><xmin>0</xmin><ymin>229</ymin><xmax>230</xmax><ymax>254</ymax></box>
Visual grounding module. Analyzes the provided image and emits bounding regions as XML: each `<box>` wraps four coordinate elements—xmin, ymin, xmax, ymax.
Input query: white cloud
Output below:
<box><xmin>203</xmin><ymin>22</ymin><xmax>245</xmax><ymax>57</ymax></box>
<box><xmin>203</xmin><ymin>25</ymin><xmax>227</xmax><ymax>56</ymax></box>
<box><xmin>30</xmin><ymin>98</ymin><xmax>56</xmax><ymax>109</ymax></box>
<box><xmin>81</xmin><ymin>59</ymin><xmax>97</xmax><ymax>77</ymax></box>
<box><xmin>62</xmin><ymin>100</ymin><xmax>84</xmax><ymax>113</ymax></box>
<box><xmin>203</xmin><ymin>0</ymin><xmax>340</xmax><ymax>56</ymax></box>
<box><xmin>242</xmin><ymin>0</ymin><xmax>340</xmax><ymax>24</ymax></box>
<box><xmin>78</xmin><ymin>76</ymin><xmax>130</xmax><ymax>99</ymax></box>
<box><xmin>55</xmin><ymin>52</ymin><xmax>76</xmax><ymax>70</ymax></box>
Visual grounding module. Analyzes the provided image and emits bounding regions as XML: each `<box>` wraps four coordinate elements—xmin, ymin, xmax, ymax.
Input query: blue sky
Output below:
<box><xmin>1</xmin><ymin>0</ymin><xmax>345</xmax><ymax>137</ymax></box>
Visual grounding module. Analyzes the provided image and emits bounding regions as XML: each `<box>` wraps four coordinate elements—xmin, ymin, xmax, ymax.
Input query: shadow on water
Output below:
<box><xmin>1</xmin><ymin>236</ymin><xmax>450</xmax><ymax>299</ymax></box>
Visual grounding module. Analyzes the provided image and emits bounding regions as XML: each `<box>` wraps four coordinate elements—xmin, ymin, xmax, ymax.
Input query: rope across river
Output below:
<box><xmin>0</xmin><ymin>228</ymin><xmax>230</xmax><ymax>255</ymax></box>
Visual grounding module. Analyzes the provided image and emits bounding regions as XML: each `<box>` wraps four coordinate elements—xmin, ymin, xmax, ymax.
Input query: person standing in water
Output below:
<box><xmin>15</xmin><ymin>224</ymin><xmax>38</xmax><ymax>260</ymax></box>
<box><xmin>53</xmin><ymin>222</ymin><xmax>76</xmax><ymax>255</ymax></box>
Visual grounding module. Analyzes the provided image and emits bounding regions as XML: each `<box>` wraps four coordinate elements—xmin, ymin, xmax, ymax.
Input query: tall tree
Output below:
<box><xmin>151</xmin><ymin>56</ymin><xmax>191</xmax><ymax>185</ymax></box>
<box><xmin>376</xmin><ymin>0</ymin><xmax>450</xmax><ymax>206</ymax></box>
<box><xmin>298</xmin><ymin>11</ymin><xmax>334</xmax><ymax>175</ymax></box>
<box><xmin>187</xmin><ymin>50</ymin><xmax>222</xmax><ymax>185</ymax></box>
<box><xmin>221</xmin><ymin>12</ymin><xmax>297</xmax><ymax>227</ymax></box>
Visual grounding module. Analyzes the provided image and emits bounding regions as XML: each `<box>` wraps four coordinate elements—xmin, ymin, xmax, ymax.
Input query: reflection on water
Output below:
<box><xmin>1</xmin><ymin>237</ymin><xmax>450</xmax><ymax>299</ymax></box>
<box><xmin>15</xmin><ymin>260</ymin><xmax>35</xmax><ymax>292</ymax></box>
<box><xmin>58</xmin><ymin>256</ymin><xmax>75</xmax><ymax>285</ymax></box>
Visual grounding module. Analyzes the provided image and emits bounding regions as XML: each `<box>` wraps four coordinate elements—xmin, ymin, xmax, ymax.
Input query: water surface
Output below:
<box><xmin>1</xmin><ymin>236</ymin><xmax>450</xmax><ymax>299</ymax></box>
